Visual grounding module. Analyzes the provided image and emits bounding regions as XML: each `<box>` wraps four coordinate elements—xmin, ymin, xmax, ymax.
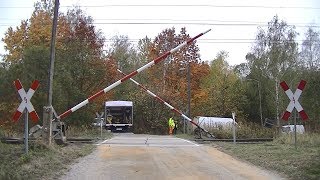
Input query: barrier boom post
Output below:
<box><xmin>57</xmin><ymin>29</ymin><xmax>211</xmax><ymax>120</ymax></box>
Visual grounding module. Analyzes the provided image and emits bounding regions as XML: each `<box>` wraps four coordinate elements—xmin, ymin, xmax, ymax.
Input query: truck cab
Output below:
<box><xmin>104</xmin><ymin>101</ymin><xmax>133</xmax><ymax>132</ymax></box>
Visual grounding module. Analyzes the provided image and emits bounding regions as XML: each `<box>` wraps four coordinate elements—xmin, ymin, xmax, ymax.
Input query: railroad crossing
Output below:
<box><xmin>98</xmin><ymin>134</ymin><xmax>200</xmax><ymax>147</ymax></box>
<box><xmin>60</xmin><ymin>134</ymin><xmax>283</xmax><ymax>180</ymax></box>
<box><xmin>49</xmin><ymin>29</ymin><xmax>212</xmax><ymax>143</ymax></box>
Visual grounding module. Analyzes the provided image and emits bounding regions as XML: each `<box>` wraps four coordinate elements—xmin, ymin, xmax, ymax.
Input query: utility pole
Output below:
<box><xmin>43</xmin><ymin>0</ymin><xmax>59</xmax><ymax>145</ymax></box>
<box><xmin>179</xmin><ymin>61</ymin><xmax>191</xmax><ymax>134</ymax></box>
<box><xmin>187</xmin><ymin>61</ymin><xmax>191</xmax><ymax>134</ymax></box>
<box><xmin>257</xmin><ymin>81</ymin><xmax>262</xmax><ymax>126</ymax></box>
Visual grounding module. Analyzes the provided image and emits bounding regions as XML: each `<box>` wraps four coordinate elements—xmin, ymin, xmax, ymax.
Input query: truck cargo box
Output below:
<box><xmin>104</xmin><ymin>101</ymin><xmax>133</xmax><ymax>132</ymax></box>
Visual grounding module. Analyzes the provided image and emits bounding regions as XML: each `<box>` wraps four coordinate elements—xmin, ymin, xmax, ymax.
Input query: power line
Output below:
<box><xmin>94</xmin><ymin>19</ymin><xmax>320</xmax><ymax>26</ymax></box>
<box><xmin>1</xmin><ymin>18</ymin><xmax>319</xmax><ymax>26</ymax></box>
<box><xmin>0</xmin><ymin>22</ymin><xmax>318</xmax><ymax>28</ymax></box>
<box><xmin>71</xmin><ymin>4</ymin><xmax>320</xmax><ymax>10</ymax></box>
<box><xmin>1</xmin><ymin>4</ymin><xmax>319</xmax><ymax>9</ymax></box>
<box><xmin>0</xmin><ymin>18</ymin><xmax>296</xmax><ymax>23</ymax></box>
<box><xmin>0</xmin><ymin>35</ymin><xmax>308</xmax><ymax>44</ymax></box>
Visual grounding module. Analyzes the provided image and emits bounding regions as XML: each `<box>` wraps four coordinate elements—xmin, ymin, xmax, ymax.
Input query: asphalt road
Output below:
<box><xmin>60</xmin><ymin>133</ymin><xmax>284</xmax><ymax>180</ymax></box>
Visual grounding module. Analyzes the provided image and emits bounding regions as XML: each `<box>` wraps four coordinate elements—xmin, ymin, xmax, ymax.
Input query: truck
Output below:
<box><xmin>104</xmin><ymin>101</ymin><xmax>133</xmax><ymax>132</ymax></box>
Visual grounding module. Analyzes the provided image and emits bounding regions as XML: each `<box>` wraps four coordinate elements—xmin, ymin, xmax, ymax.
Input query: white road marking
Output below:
<box><xmin>96</xmin><ymin>136</ymin><xmax>200</xmax><ymax>147</ymax></box>
<box><xmin>178</xmin><ymin>138</ymin><xmax>200</xmax><ymax>146</ymax></box>
<box><xmin>99</xmin><ymin>144</ymin><xmax>199</xmax><ymax>147</ymax></box>
<box><xmin>96</xmin><ymin>139</ymin><xmax>110</xmax><ymax>146</ymax></box>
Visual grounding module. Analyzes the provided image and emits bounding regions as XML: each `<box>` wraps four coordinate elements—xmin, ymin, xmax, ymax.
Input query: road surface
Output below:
<box><xmin>60</xmin><ymin>133</ymin><xmax>284</xmax><ymax>180</ymax></box>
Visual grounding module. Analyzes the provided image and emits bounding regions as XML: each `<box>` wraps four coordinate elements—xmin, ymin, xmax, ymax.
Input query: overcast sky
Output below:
<box><xmin>0</xmin><ymin>0</ymin><xmax>319</xmax><ymax>65</ymax></box>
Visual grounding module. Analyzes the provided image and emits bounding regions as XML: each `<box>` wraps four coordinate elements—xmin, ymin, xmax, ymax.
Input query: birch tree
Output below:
<box><xmin>300</xmin><ymin>27</ymin><xmax>320</xmax><ymax>70</ymax></box>
<box><xmin>246</xmin><ymin>16</ymin><xmax>299</xmax><ymax>129</ymax></box>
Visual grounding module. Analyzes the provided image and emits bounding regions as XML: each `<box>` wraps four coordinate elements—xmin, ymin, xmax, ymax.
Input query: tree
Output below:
<box><xmin>298</xmin><ymin>27</ymin><xmax>320</xmax><ymax>131</ymax></box>
<box><xmin>108</xmin><ymin>35</ymin><xmax>139</xmax><ymax>71</ymax></box>
<box><xmin>2</xmin><ymin>1</ymin><xmax>55</xmax><ymax>63</ymax></box>
<box><xmin>200</xmin><ymin>51</ymin><xmax>246</xmax><ymax>119</ymax></box>
<box><xmin>1</xmin><ymin>2</ymin><xmax>117</xmax><ymax>128</ymax></box>
<box><xmin>246</xmin><ymin>15</ymin><xmax>299</xmax><ymax>129</ymax></box>
<box><xmin>299</xmin><ymin>27</ymin><xmax>320</xmax><ymax>70</ymax></box>
<box><xmin>234</xmin><ymin>63</ymin><xmax>250</xmax><ymax>78</ymax></box>
<box><xmin>148</xmin><ymin>27</ymin><xmax>200</xmax><ymax>94</ymax></box>
<box><xmin>115</xmin><ymin>27</ymin><xmax>207</xmax><ymax>134</ymax></box>
<box><xmin>52</xmin><ymin>7</ymin><xmax>115</xmax><ymax>125</ymax></box>
<box><xmin>149</xmin><ymin>27</ymin><xmax>202</xmax><ymax>118</ymax></box>
<box><xmin>106</xmin><ymin>35</ymin><xmax>139</xmax><ymax>101</ymax></box>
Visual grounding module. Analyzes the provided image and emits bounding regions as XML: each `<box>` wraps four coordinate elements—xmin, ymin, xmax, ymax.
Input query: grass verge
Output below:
<box><xmin>0</xmin><ymin>126</ymin><xmax>113</xmax><ymax>180</ymax></box>
<box><xmin>0</xmin><ymin>140</ymin><xmax>95</xmax><ymax>180</ymax></box>
<box><xmin>66</xmin><ymin>125</ymin><xmax>113</xmax><ymax>139</ymax></box>
<box><xmin>213</xmin><ymin>133</ymin><xmax>320</xmax><ymax>180</ymax></box>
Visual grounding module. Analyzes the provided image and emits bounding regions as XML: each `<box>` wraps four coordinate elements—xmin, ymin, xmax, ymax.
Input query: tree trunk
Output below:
<box><xmin>275</xmin><ymin>77</ymin><xmax>281</xmax><ymax>135</ymax></box>
<box><xmin>163</xmin><ymin>63</ymin><xmax>167</xmax><ymax>93</ymax></box>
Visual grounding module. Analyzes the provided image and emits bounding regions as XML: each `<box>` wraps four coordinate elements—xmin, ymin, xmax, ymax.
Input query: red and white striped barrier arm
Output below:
<box><xmin>57</xmin><ymin>29</ymin><xmax>211</xmax><ymax>120</ymax></box>
<box><xmin>13</xmin><ymin>79</ymin><xmax>40</xmax><ymax>122</ymax></box>
<box><xmin>117</xmin><ymin>69</ymin><xmax>214</xmax><ymax>137</ymax></box>
<box><xmin>280</xmin><ymin>80</ymin><xmax>308</xmax><ymax>121</ymax></box>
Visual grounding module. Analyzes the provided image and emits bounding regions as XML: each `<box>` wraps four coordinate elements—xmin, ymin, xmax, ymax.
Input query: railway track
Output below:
<box><xmin>194</xmin><ymin>138</ymin><xmax>273</xmax><ymax>143</ymax></box>
<box><xmin>1</xmin><ymin>137</ymin><xmax>97</xmax><ymax>144</ymax></box>
<box><xmin>2</xmin><ymin>137</ymin><xmax>273</xmax><ymax>144</ymax></box>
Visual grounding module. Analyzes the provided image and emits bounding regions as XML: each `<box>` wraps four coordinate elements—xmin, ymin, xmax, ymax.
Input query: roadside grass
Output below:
<box><xmin>66</xmin><ymin>125</ymin><xmax>113</xmax><ymax>139</ymax></box>
<box><xmin>214</xmin><ymin>133</ymin><xmax>320</xmax><ymax>180</ymax></box>
<box><xmin>0</xmin><ymin>126</ymin><xmax>112</xmax><ymax>180</ymax></box>
<box><xmin>0</xmin><ymin>140</ymin><xmax>95</xmax><ymax>180</ymax></box>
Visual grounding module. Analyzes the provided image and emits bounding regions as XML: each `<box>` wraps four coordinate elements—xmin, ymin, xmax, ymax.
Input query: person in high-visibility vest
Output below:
<box><xmin>168</xmin><ymin>117</ymin><xmax>175</xmax><ymax>135</ymax></box>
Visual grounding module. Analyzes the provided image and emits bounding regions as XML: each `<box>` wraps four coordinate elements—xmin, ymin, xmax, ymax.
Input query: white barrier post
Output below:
<box><xmin>232</xmin><ymin>112</ymin><xmax>236</xmax><ymax>144</ymax></box>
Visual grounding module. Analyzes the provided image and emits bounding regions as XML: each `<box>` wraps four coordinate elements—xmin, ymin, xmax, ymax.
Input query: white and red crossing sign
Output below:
<box><xmin>280</xmin><ymin>80</ymin><xmax>308</xmax><ymax>121</ymax></box>
<box><xmin>12</xmin><ymin>79</ymin><xmax>40</xmax><ymax>123</ymax></box>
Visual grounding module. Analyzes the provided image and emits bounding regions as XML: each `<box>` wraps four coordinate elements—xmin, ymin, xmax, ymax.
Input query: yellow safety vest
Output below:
<box><xmin>168</xmin><ymin>118</ymin><xmax>175</xmax><ymax>127</ymax></box>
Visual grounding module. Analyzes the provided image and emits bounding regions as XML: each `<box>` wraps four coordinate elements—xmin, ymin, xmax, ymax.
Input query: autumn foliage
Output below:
<box><xmin>0</xmin><ymin>2</ymin><xmax>118</xmax><ymax>130</ymax></box>
<box><xmin>0</xmin><ymin>2</ymin><xmax>249</xmax><ymax>134</ymax></box>
<box><xmin>1</xmin><ymin>1</ymin><xmax>319</xmax><ymax>135</ymax></box>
